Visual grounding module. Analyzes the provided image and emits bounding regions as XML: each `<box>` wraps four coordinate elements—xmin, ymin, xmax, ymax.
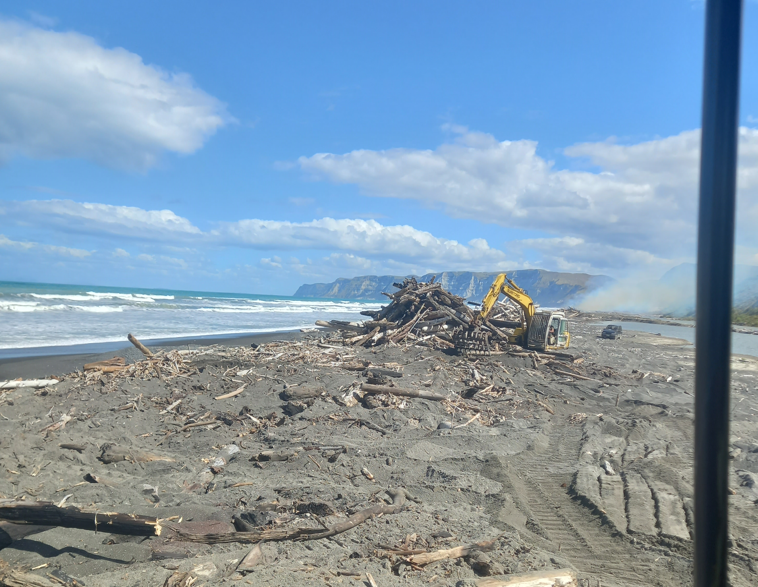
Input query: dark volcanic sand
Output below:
<box><xmin>1</xmin><ymin>318</ymin><xmax>757</xmax><ymax>586</ymax></box>
<box><xmin>0</xmin><ymin>330</ymin><xmax>306</xmax><ymax>381</ymax></box>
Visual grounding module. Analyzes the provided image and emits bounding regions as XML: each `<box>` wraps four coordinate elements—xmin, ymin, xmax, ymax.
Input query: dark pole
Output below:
<box><xmin>695</xmin><ymin>1</ymin><xmax>743</xmax><ymax>586</ymax></box>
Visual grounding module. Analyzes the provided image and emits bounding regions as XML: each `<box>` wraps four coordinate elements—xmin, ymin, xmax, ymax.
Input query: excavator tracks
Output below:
<box><xmin>453</xmin><ymin>328</ymin><xmax>491</xmax><ymax>357</ymax></box>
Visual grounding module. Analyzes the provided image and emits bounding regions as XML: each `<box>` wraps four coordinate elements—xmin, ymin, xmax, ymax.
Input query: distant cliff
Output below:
<box><xmin>295</xmin><ymin>270</ymin><xmax>614</xmax><ymax>306</ymax></box>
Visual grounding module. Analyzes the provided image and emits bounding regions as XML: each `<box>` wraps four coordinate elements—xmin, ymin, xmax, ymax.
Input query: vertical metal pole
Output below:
<box><xmin>695</xmin><ymin>1</ymin><xmax>743</xmax><ymax>586</ymax></box>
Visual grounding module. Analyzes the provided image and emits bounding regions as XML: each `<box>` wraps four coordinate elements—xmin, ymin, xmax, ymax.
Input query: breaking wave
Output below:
<box><xmin>0</xmin><ymin>282</ymin><xmax>382</xmax><ymax>351</ymax></box>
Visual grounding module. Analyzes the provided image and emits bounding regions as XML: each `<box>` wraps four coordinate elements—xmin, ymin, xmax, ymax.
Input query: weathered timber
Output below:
<box><xmin>0</xmin><ymin>380</ymin><xmax>59</xmax><ymax>390</ymax></box>
<box><xmin>405</xmin><ymin>536</ymin><xmax>500</xmax><ymax>566</ymax></box>
<box><xmin>364</xmin><ymin>367</ymin><xmax>402</xmax><ymax>378</ymax></box>
<box><xmin>127</xmin><ymin>333</ymin><xmax>153</xmax><ymax>357</ymax></box>
<box><xmin>98</xmin><ymin>444</ymin><xmax>175</xmax><ymax>464</ymax></box>
<box><xmin>83</xmin><ymin>357</ymin><xmax>125</xmax><ymax>371</ymax></box>
<box><xmin>475</xmin><ymin>568</ymin><xmax>576</xmax><ymax>587</ymax></box>
<box><xmin>360</xmin><ymin>383</ymin><xmax>446</xmax><ymax>401</ymax></box>
<box><xmin>0</xmin><ymin>500</ymin><xmax>161</xmax><ymax>537</ymax></box>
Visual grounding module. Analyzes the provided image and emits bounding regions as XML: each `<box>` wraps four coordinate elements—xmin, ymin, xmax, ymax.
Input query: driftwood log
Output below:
<box><xmin>0</xmin><ymin>564</ymin><xmax>59</xmax><ymax>586</ymax></box>
<box><xmin>0</xmin><ymin>380</ymin><xmax>59</xmax><ymax>390</ymax></box>
<box><xmin>405</xmin><ymin>536</ymin><xmax>499</xmax><ymax>566</ymax></box>
<box><xmin>83</xmin><ymin>357</ymin><xmax>125</xmax><ymax>372</ymax></box>
<box><xmin>360</xmin><ymin>383</ymin><xmax>446</xmax><ymax>402</ymax></box>
<box><xmin>127</xmin><ymin>333</ymin><xmax>153</xmax><ymax>357</ymax></box>
<box><xmin>0</xmin><ymin>500</ymin><xmax>162</xmax><ymax>537</ymax></box>
<box><xmin>475</xmin><ymin>568</ymin><xmax>576</xmax><ymax>586</ymax></box>
<box><xmin>215</xmin><ymin>385</ymin><xmax>245</xmax><ymax>400</ymax></box>
<box><xmin>365</xmin><ymin>367</ymin><xmax>403</xmax><ymax>378</ymax></box>
<box><xmin>98</xmin><ymin>444</ymin><xmax>175</xmax><ymax>464</ymax></box>
<box><xmin>174</xmin><ymin>488</ymin><xmax>416</xmax><ymax>544</ymax></box>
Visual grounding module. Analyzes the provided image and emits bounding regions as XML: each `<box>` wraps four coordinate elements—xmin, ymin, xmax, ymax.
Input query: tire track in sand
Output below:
<box><xmin>505</xmin><ymin>426</ymin><xmax>684</xmax><ymax>587</ymax></box>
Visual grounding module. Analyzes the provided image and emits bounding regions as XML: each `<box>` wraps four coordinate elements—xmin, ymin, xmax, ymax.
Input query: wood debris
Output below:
<box><xmin>0</xmin><ymin>379</ymin><xmax>59</xmax><ymax>390</ymax></box>
<box><xmin>316</xmin><ymin>277</ymin><xmax>523</xmax><ymax>353</ymax></box>
<box><xmin>0</xmin><ymin>499</ymin><xmax>162</xmax><ymax>537</ymax></box>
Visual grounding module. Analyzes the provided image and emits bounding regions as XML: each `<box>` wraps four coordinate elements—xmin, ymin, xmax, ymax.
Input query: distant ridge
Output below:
<box><xmin>295</xmin><ymin>270</ymin><xmax>614</xmax><ymax>306</ymax></box>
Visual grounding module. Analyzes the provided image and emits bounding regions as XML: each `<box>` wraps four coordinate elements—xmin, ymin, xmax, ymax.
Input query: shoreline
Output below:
<box><xmin>5</xmin><ymin>316</ymin><xmax>758</xmax><ymax>383</ymax></box>
<box><xmin>0</xmin><ymin>329</ymin><xmax>310</xmax><ymax>381</ymax></box>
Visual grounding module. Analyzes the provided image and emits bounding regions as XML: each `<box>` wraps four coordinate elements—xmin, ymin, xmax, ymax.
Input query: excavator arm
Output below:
<box><xmin>478</xmin><ymin>273</ymin><xmax>535</xmax><ymax>326</ymax></box>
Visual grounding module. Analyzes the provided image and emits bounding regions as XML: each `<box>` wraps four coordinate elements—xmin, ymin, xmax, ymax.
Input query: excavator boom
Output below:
<box><xmin>478</xmin><ymin>273</ymin><xmax>535</xmax><ymax>325</ymax></box>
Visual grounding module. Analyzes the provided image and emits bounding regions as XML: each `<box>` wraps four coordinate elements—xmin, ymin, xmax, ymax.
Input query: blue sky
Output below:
<box><xmin>2</xmin><ymin>1</ymin><xmax>758</xmax><ymax>295</ymax></box>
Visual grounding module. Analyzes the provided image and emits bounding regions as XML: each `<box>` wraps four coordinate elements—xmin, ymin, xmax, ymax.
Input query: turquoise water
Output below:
<box><xmin>0</xmin><ymin>280</ymin><xmax>381</xmax><ymax>354</ymax></box>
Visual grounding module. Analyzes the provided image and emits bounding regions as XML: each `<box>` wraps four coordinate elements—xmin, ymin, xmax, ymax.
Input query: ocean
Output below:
<box><xmin>0</xmin><ymin>281</ymin><xmax>382</xmax><ymax>358</ymax></box>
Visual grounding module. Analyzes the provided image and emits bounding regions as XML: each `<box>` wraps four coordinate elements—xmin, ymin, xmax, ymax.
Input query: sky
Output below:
<box><xmin>1</xmin><ymin>1</ymin><xmax>758</xmax><ymax>295</ymax></box>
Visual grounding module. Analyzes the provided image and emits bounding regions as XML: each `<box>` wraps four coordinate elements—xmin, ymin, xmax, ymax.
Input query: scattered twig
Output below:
<box><xmin>174</xmin><ymin>488</ymin><xmax>416</xmax><ymax>544</ymax></box>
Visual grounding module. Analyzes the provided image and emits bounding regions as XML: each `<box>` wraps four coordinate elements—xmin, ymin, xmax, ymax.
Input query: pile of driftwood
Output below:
<box><xmin>317</xmin><ymin>277</ymin><xmax>523</xmax><ymax>353</ymax></box>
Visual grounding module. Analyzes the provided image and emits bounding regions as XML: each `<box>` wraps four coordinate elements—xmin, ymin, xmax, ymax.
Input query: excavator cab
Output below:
<box><xmin>526</xmin><ymin>311</ymin><xmax>570</xmax><ymax>351</ymax></box>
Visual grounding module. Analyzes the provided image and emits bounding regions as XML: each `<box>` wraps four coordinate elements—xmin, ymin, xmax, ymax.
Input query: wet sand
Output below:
<box><xmin>1</xmin><ymin>317</ymin><xmax>757</xmax><ymax>586</ymax></box>
<box><xmin>0</xmin><ymin>330</ymin><xmax>306</xmax><ymax>381</ymax></box>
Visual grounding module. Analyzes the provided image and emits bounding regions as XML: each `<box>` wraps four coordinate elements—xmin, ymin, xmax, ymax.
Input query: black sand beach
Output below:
<box><xmin>1</xmin><ymin>316</ymin><xmax>757</xmax><ymax>586</ymax></box>
<box><xmin>0</xmin><ymin>331</ymin><xmax>306</xmax><ymax>381</ymax></box>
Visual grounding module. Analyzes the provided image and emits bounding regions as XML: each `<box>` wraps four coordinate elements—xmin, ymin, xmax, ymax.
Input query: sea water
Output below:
<box><xmin>0</xmin><ymin>281</ymin><xmax>381</xmax><ymax>356</ymax></box>
<box><xmin>595</xmin><ymin>321</ymin><xmax>758</xmax><ymax>357</ymax></box>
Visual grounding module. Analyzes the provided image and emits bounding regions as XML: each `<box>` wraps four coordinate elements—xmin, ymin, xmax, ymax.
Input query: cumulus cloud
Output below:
<box><xmin>217</xmin><ymin>217</ymin><xmax>509</xmax><ymax>269</ymax></box>
<box><xmin>0</xmin><ymin>199</ymin><xmax>513</xmax><ymax>272</ymax></box>
<box><xmin>298</xmin><ymin>126</ymin><xmax>758</xmax><ymax>265</ymax></box>
<box><xmin>0</xmin><ymin>19</ymin><xmax>230</xmax><ymax>169</ymax></box>
<box><xmin>1</xmin><ymin>199</ymin><xmax>202</xmax><ymax>240</ymax></box>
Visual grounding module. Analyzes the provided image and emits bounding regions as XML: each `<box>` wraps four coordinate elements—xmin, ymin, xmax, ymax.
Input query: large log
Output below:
<box><xmin>360</xmin><ymin>383</ymin><xmax>446</xmax><ymax>401</ymax></box>
<box><xmin>0</xmin><ymin>500</ymin><xmax>162</xmax><ymax>537</ymax></box>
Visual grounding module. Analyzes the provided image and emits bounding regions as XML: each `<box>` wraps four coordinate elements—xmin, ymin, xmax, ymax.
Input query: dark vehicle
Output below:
<box><xmin>601</xmin><ymin>325</ymin><xmax>622</xmax><ymax>339</ymax></box>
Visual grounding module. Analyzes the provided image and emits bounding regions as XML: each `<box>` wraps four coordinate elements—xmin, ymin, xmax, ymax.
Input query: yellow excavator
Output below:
<box><xmin>455</xmin><ymin>273</ymin><xmax>570</xmax><ymax>355</ymax></box>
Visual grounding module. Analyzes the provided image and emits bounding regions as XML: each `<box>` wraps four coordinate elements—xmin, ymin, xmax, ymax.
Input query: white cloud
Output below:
<box><xmin>1</xmin><ymin>198</ymin><xmax>513</xmax><ymax>271</ymax></box>
<box><xmin>1</xmin><ymin>199</ymin><xmax>202</xmax><ymax>239</ymax></box>
<box><xmin>217</xmin><ymin>217</ymin><xmax>510</xmax><ymax>269</ymax></box>
<box><xmin>0</xmin><ymin>19</ymin><xmax>230</xmax><ymax>169</ymax></box>
<box><xmin>297</xmin><ymin>126</ymin><xmax>758</xmax><ymax>267</ymax></box>
<box><xmin>0</xmin><ymin>233</ymin><xmax>91</xmax><ymax>257</ymax></box>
